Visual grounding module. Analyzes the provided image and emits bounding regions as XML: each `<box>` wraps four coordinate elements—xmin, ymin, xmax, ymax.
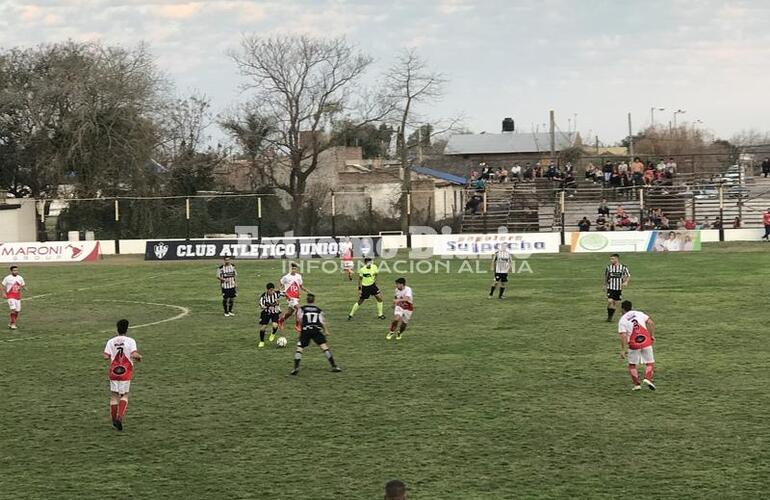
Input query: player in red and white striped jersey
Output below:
<box><xmin>278</xmin><ymin>263</ymin><xmax>310</xmax><ymax>332</ymax></box>
<box><xmin>2</xmin><ymin>265</ymin><xmax>26</xmax><ymax>330</ymax></box>
<box><xmin>387</xmin><ymin>277</ymin><xmax>414</xmax><ymax>341</ymax></box>
<box><xmin>103</xmin><ymin>319</ymin><xmax>143</xmax><ymax>431</ymax></box>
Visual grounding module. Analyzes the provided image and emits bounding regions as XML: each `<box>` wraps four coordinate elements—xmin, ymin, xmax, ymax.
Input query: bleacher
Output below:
<box><xmin>460</xmin><ymin>171</ymin><xmax>770</xmax><ymax>233</ymax></box>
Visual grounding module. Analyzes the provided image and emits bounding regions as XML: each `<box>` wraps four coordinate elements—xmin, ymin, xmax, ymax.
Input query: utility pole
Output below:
<box><xmin>549</xmin><ymin>110</ymin><xmax>555</xmax><ymax>163</ymax></box>
<box><xmin>628</xmin><ymin>112</ymin><xmax>634</xmax><ymax>159</ymax></box>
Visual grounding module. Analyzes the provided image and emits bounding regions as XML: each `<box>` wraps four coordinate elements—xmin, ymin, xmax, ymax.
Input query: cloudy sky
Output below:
<box><xmin>2</xmin><ymin>0</ymin><xmax>769</xmax><ymax>145</ymax></box>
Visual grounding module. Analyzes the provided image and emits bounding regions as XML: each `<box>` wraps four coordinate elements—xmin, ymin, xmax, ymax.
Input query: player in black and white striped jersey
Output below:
<box><xmin>217</xmin><ymin>257</ymin><xmax>238</xmax><ymax>317</ymax></box>
<box><xmin>604</xmin><ymin>253</ymin><xmax>630</xmax><ymax>322</ymax></box>
<box><xmin>489</xmin><ymin>246</ymin><xmax>512</xmax><ymax>299</ymax></box>
<box><xmin>258</xmin><ymin>283</ymin><xmax>283</xmax><ymax>348</ymax></box>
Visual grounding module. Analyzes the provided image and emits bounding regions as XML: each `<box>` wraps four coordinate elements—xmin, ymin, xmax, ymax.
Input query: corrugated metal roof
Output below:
<box><xmin>445</xmin><ymin>132</ymin><xmax>577</xmax><ymax>155</ymax></box>
<box><xmin>412</xmin><ymin>165</ymin><xmax>466</xmax><ymax>185</ymax></box>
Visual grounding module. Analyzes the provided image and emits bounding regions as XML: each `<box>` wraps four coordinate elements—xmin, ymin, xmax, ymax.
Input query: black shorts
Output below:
<box><xmin>494</xmin><ymin>273</ymin><xmax>509</xmax><ymax>283</ymax></box>
<box><xmin>298</xmin><ymin>328</ymin><xmax>327</xmax><ymax>348</ymax></box>
<box><xmin>606</xmin><ymin>289</ymin><xmax>622</xmax><ymax>301</ymax></box>
<box><xmin>259</xmin><ymin>310</ymin><xmax>280</xmax><ymax>325</ymax></box>
<box><xmin>221</xmin><ymin>288</ymin><xmax>237</xmax><ymax>299</ymax></box>
<box><xmin>359</xmin><ymin>284</ymin><xmax>380</xmax><ymax>300</ymax></box>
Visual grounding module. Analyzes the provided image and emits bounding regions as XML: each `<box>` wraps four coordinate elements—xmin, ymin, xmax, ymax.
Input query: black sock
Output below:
<box><xmin>489</xmin><ymin>286</ymin><xmax>496</xmax><ymax>296</ymax></box>
<box><xmin>294</xmin><ymin>352</ymin><xmax>302</xmax><ymax>369</ymax></box>
<box><xmin>607</xmin><ymin>307</ymin><xmax>615</xmax><ymax>320</ymax></box>
<box><xmin>499</xmin><ymin>287</ymin><xmax>505</xmax><ymax>298</ymax></box>
<box><xmin>228</xmin><ymin>298</ymin><xmax>234</xmax><ymax>313</ymax></box>
<box><xmin>324</xmin><ymin>349</ymin><xmax>336</xmax><ymax>367</ymax></box>
<box><xmin>272</xmin><ymin>326</ymin><xmax>278</xmax><ymax>334</ymax></box>
<box><xmin>259</xmin><ymin>330</ymin><xmax>265</xmax><ymax>342</ymax></box>
<box><xmin>222</xmin><ymin>299</ymin><xmax>228</xmax><ymax>313</ymax></box>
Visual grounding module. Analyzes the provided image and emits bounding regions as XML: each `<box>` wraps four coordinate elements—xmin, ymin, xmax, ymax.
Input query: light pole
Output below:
<box><xmin>673</xmin><ymin>109</ymin><xmax>686</xmax><ymax>128</ymax></box>
<box><xmin>650</xmin><ymin>107</ymin><xmax>665</xmax><ymax>126</ymax></box>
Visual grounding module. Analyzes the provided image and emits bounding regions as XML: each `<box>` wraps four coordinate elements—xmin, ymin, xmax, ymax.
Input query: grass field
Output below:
<box><xmin>1</xmin><ymin>244</ymin><xmax>769</xmax><ymax>499</ymax></box>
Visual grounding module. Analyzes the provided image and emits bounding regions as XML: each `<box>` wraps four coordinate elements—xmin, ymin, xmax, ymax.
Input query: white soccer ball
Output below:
<box><xmin>276</xmin><ymin>336</ymin><xmax>288</xmax><ymax>348</ymax></box>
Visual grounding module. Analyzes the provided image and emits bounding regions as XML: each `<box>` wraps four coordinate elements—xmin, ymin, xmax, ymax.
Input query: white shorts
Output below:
<box><xmin>628</xmin><ymin>347</ymin><xmax>654</xmax><ymax>365</ymax></box>
<box><xmin>341</xmin><ymin>260</ymin><xmax>354</xmax><ymax>270</ymax></box>
<box><xmin>394</xmin><ymin>307</ymin><xmax>413</xmax><ymax>324</ymax></box>
<box><xmin>109</xmin><ymin>380</ymin><xmax>131</xmax><ymax>394</ymax></box>
<box><xmin>287</xmin><ymin>297</ymin><xmax>300</xmax><ymax>308</ymax></box>
<box><xmin>7</xmin><ymin>299</ymin><xmax>20</xmax><ymax>312</ymax></box>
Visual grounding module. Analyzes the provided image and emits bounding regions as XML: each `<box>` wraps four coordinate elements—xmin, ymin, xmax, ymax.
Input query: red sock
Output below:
<box><xmin>628</xmin><ymin>364</ymin><xmax>641</xmax><ymax>385</ymax></box>
<box><xmin>110</xmin><ymin>404</ymin><xmax>118</xmax><ymax>420</ymax></box>
<box><xmin>10</xmin><ymin>311</ymin><xmax>17</xmax><ymax>324</ymax></box>
<box><xmin>644</xmin><ymin>364</ymin><xmax>654</xmax><ymax>381</ymax></box>
<box><xmin>118</xmin><ymin>400</ymin><xmax>128</xmax><ymax>419</ymax></box>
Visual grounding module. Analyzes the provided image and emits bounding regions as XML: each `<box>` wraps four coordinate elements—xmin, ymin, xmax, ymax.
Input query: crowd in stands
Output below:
<box><xmin>585</xmin><ymin>157</ymin><xmax>676</xmax><ymax>192</ymax></box>
<box><xmin>577</xmin><ymin>198</ymin><xmax>737</xmax><ymax>231</ymax></box>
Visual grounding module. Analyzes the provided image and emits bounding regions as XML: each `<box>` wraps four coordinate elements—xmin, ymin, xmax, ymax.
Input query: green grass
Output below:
<box><xmin>1</xmin><ymin>245</ymin><xmax>769</xmax><ymax>499</ymax></box>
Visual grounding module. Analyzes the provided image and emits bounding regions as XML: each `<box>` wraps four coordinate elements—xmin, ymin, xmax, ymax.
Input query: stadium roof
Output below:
<box><xmin>412</xmin><ymin>165</ymin><xmax>466</xmax><ymax>185</ymax></box>
<box><xmin>445</xmin><ymin>132</ymin><xmax>578</xmax><ymax>155</ymax></box>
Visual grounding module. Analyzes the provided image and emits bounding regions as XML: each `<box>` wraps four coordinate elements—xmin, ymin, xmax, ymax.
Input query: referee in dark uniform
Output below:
<box><xmin>604</xmin><ymin>253</ymin><xmax>630</xmax><ymax>322</ymax></box>
<box><xmin>217</xmin><ymin>256</ymin><xmax>237</xmax><ymax>317</ymax></box>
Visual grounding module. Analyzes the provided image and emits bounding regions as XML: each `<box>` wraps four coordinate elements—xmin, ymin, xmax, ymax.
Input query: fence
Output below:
<box><xmin>38</xmin><ymin>188</ymin><xmax>464</xmax><ymax>245</ymax></box>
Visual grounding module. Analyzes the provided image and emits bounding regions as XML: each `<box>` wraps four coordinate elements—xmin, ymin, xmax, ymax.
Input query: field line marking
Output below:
<box><xmin>93</xmin><ymin>300</ymin><xmax>191</xmax><ymax>330</ymax></box>
<box><xmin>0</xmin><ymin>300</ymin><xmax>191</xmax><ymax>344</ymax></box>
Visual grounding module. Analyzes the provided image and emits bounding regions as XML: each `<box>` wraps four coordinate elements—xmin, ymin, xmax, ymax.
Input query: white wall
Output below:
<box><xmin>0</xmin><ymin>200</ymin><xmax>37</xmax><ymax>242</ymax></box>
<box><xmin>84</xmin><ymin>228</ymin><xmax>768</xmax><ymax>256</ymax></box>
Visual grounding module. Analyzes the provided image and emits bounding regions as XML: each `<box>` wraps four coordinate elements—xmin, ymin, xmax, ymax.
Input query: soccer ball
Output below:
<box><xmin>276</xmin><ymin>336</ymin><xmax>288</xmax><ymax>348</ymax></box>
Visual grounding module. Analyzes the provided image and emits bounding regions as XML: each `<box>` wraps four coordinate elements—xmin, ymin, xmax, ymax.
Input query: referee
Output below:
<box><xmin>604</xmin><ymin>253</ymin><xmax>630</xmax><ymax>322</ymax></box>
<box><xmin>348</xmin><ymin>257</ymin><xmax>385</xmax><ymax>320</ymax></box>
<box><xmin>217</xmin><ymin>256</ymin><xmax>238</xmax><ymax>317</ymax></box>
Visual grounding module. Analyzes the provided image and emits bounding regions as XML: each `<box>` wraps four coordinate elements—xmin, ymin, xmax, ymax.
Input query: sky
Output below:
<box><xmin>2</xmin><ymin>0</ymin><xmax>770</xmax><ymax>146</ymax></box>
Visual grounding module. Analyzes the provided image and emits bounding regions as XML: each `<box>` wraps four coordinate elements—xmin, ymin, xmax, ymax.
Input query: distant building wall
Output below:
<box><xmin>0</xmin><ymin>199</ymin><xmax>37</xmax><ymax>242</ymax></box>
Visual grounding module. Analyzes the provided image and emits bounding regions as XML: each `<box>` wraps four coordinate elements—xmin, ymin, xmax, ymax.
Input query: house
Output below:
<box><xmin>215</xmin><ymin>146</ymin><xmax>466</xmax><ymax>223</ymax></box>
<box><xmin>443</xmin><ymin>131</ymin><xmax>581</xmax><ymax>171</ymax></box>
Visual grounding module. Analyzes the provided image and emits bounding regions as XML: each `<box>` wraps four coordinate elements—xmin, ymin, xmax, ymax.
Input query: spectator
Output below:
<box><xmin>712</xmin><ymin>216</ymin><xmax>723</xmax><ymax>230</ymax></box>
<box><xmin>578</xmin><ymin>216</ymin><xmax>591</xmax><ymax>231</ymax></box>
<box><xmin>643</xmin><ymin>217</ymin><xmax>655</xmax><ymax>230</ymax></box>
<box><xmin>565</xmin><ymin>162</ymin><xmax>575</xmax><ymax>175</ymax></box>
<box><xmin>498</xmin><ymin>167</ymin><xmax>508</xmax><ymax>183</ymax></box>
<box><xmin>585</xmin><ymin>162</ymin><xmax>598</xmax><ymax>183</ymax></box>
<box><xmin>732</xmin><ymin>216</ymin><xmax>741</xmax><ymax>229</ymax></box>
<box><xmin>615</xmin><ymin>204</ymin><xmax>626</xmax><ymax>219</ymax></box>
<box><xmin>465</xmin><ymin>195</ymin><xmax>482</xmax><ymax>215</ymax></box>
<box><xmin>470</xmin><ymin>168</ymin><xmax>478</xmax><ymax>181</ymax></box>
<box><xmin>617</xmin><ymin>161</ymin><xmax>629</xmax><ymax>177</ymax></box>
<box><xmin>628</xmin><ymin>215</ymin><xmax>639</xmax><ymax>230</ymax></box>
<box><xmin>385</xmin><ymin>480</ymin><xmax>406</xmax><ymax>500</ymax></box>
<box><xmin>546</xmin><ymin>162</ymin><xmax>557</xmax><ymax>179</ymax></box>
<box><xmin>511</xmin><ymin>164</ymin><xmax>522</xmax><ymax>182</ymax></box>
<box><xmin>620</xmin><ymin>172</ymin><xmax>632</xmax><ymax>198</ymax></box>
<box><xmin>610</xmin><ymin>167</ymin><xmax>621</xmax><ymax>190</ymax></box>
<box><xmin>656</xmin><ymin>158</ymin><xmax>666</xmax><ymax>171</ymax></box>
<box><xmin>643</xmin><ymin>168</ymin><xmax>655</xmax><ymax>186</ymax></box>
<box><xmin>676</xmin><ymin>218</ymin><xmax>686</xmax><ymax>229</ymax></box>
<box><xmin>596</xmin><ymin>214</ymin><xmax>608</xmax><ymax>231</ymax></box>
<box><xmin>700</xmin><ymin>216</ymin><xmax>710</xmax><ymax>230</ymax></box>
<box><xmin>480</xmin><ymin>162</ymin><xmax>492</xmax><ymax>180</ymax></box>
<box><xmin>597</xmin><ymin>198</ymin><xmax>610</xmax><ymax>216</ymax></box>
<box><xmin>563</xmin><ymin>172</ymin><xmax>577</xmax><ymax>196</ymax></box>
<box><xmin>666</xmin><ymin>157</ymin><xmax>677</xmax><ymax>175</ymax></box>
<box><xmin>763</xmin><ymin>208</ymin><xmax>770</xmax><ymax>240</ymax></box>
<box><xmin>761</xmin><ymin>157</ymin><xmax>770</xmax><ymax>178</ymax></box>
<box><xmin>524</xmin><ymin>163</ymin><xmax>534</xmax><ymax>180</ymax></box>
<box><xmin>602</xmin><ymin>161</ymin><xmax>613</xmax><ymax>185</ymax></box>
<box><xmin>631</xmin><ymin>157</ymin><xmax>645</xmax><ymax>185</ymax></box>
<box><xmin>684</xmin><ymin>218</ymin><xmax>697</xmax><ymax>230</ymax></box>
<box><xmin>659</xmin><ymin>215</ymin><xmax>670</xmax><ymax>230</ymax></box>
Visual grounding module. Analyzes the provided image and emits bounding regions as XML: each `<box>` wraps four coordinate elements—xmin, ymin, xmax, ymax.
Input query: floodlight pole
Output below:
<box><xmin>331</xmin><ymin>190</ymin><xmax>337</xmax><ymax>238</ymax></box>
<box><xmin>559</xmin><ymin>190</ymin><xmax>566</xmax><ymax>246</ymax></box>
<box><xmin>718</xmin><ymin>183</ymin><xmax>725</xmax><ymax>242</ymax></box>
<box><xmin>185</xmin><ymin>197</ymin><xmax>191</xmax><ymax>241</ymax></box>
<box><xmin>257</xmin><ymin>196</ymin><xmax>262</xmax><ymax>244</ymax></box>
<box><xmin>114</xmin><ymin>199</ymin><xmax>121</xmax><ymax>255</ymax></box>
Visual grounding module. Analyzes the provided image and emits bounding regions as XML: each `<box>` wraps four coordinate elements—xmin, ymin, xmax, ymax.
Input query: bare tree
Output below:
<box><xmin>230</xmin><ymin>35</ymin><xmax>386</xmax><ymax>233</ymax></box>
<box><xmin>384</xmin><ymin>49</ymin><xmax>459</xmax><ymax>232</ymax></box>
